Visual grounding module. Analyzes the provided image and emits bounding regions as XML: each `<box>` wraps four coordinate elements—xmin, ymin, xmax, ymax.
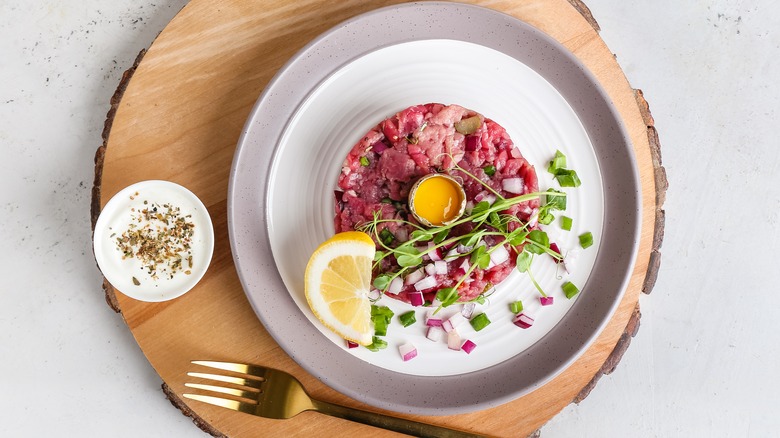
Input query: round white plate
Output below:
<box><xmin>268</xmin><ymin>38</ymin><xmax>604</xmax><ymax>376</ymax></box>
<box><xmin>229</xmin><ymin>2</ymin><xmax>640</xmax><ymax>415</ymax></box>
<box><xmin>93</xmin><ymin>180</ymin><xmax>214</xmax><ymax>302</ymax></box>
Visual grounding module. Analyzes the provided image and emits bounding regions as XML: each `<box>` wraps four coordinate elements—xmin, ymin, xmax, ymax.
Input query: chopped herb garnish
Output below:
<box><xmin>132</xmin><ymin>276</ymin><xmax>140</xmax><ymax>286</ymax></box>
<box><xmin>482</xmin><ymin>164</ymin><xmax>496</xmax><ymax>176</ymax></box>
<box><xmin>399</xmin><ymin>311</ymin><xmax>416</xmax><ymax>327</ymax></box>
<box><xmin>359</xmin><ymin>156</ymin><xmax>370</xmax><ymax>167</ymax></box>
<box><xmin>469</xmin><ymin>313</ymin><xmax>491</xmax><ymax>331</ymax></box>
<box><xmin>545</xmin><ymin>189</ymin><xmax>567</xmax><ymax>211</ymax></box>
<box><xmin>560</xmin><ymin>216</ymin><xmax>573</xmax><ymax>231</ymax></box>
<box><xmin>365</xmin><ymin>336</ymin><xmax>388</xmax><ymax>352</ymax></box>
<box><xmin>547</xmin><ymin>150</ymin><xmax>567</xmax><ymax>173</ymax></box>
<box><xmin>509</xmin><ymin>300</ymin><xmax>523</xmax><ymax>314</ymax></box>
<box><xmin>379</xmin><ymin>228</ymin><xmax>395</xmax><ymax>246</ymax></box>
<box><xmin>546</xmin><ymin>150</ymin><xmax>581</xmax><ymax>187</ymax></box>
<box><xmin>579</xmin><ymin>231</ymin><xmax>594</xmax><ymax>249</ymax></box>
<box><xmin>554</xmin><ymin>169</ymin><xmax>582</xmax><ymax>187</ymax></box>
<box><xmin>538</xmin><ymin>211</ymin><xmax>554</xmax><ymax>225</ymax></box>
<box><xmin>562</xmin><ymin>281</ymin><xmax>580</xmax><ymax>299</ymax></box>
<box><xmin>371</xmin><ymin>305</ymin><xmax>394</xmax><ymax>336</ymax></box>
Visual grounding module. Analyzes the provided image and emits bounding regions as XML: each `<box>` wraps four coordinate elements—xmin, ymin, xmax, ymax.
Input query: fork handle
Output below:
<box><xmin>311</xmin><ymin>399</ymin><xmax>487</xmax><ymax>438</ymax></box>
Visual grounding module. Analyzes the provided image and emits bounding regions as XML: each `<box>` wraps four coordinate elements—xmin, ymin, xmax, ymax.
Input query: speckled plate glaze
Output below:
<box><xmin>228</xmin><ymin>2</ymin><xmax>640</xmax><ymax>415</ymax></box>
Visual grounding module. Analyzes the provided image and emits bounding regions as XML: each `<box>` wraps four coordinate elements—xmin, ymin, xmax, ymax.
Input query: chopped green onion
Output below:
<box><xmin>399</xmin><ymin>311</ymin><xmax>416</xmax><ymax>327</ymax></box>
<box><xmin>469</xmin><ymin>313</ymin><xmax>491</xmax><ymax>331</ymax></box>
<box><xmin>359</xmin><ymin>156</ymin><xmax>370</xmax><ymax>167</ymax></box>
<box><xmin>560</xmin><ymin>216</ymin><xmax>573</xmax><ymax>231</ymax></box>
<box><xmin>538</xmin><ymin>211</ymin><xmax>554</xmax><ymax>225</ymax></box>
<box><xmin>547</xmin><ymin>150</ymin><xmax>567</xmax><ymax>173</ymax></box>
<box><xmin>554</xmin><ymin>169</ymin><xmax>581</xmax><ymax>187</ymax></box>
<box><xmin>562</xmin><ymin>281</ymin><xmax>580</xmax><ymax>299</ymax></box>
<box><xmin>545</xmin><ymin>189</ymin><xmax>567</xmax><ymax>211</ymax></box>
<box><xmin>371</xmin><ymin>305</ymin><xmax>394</xmax><ymax>336</ymax></box>
<box><xmin>482</xmin><ymin>164</ymin><xmax>496</xmax><ymax>176</ymax></box>
<box><xmin>579</xmin><ymin>231</ymin><xmax>594</xmax><ymax>249</ymax></box>
<box><xmin>365</xmin><ymin>336</ymin><xmax>388</xmax><ymax>352</ymax></box>
<box><xmin>509</xmin><ymin>300</ymin><xmax>523</xmax><ymax>314</ymax></box>
<box><xmin>379</xmin><ymin>228</ymin><xmax>395</xmax><ymax>246</ymax></box>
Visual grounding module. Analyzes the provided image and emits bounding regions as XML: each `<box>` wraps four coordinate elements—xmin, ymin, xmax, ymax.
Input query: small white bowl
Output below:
<box><xmin>93</xmin><ymin>180</ymin><xmax>214</xmax><ymax>302</ymax></box>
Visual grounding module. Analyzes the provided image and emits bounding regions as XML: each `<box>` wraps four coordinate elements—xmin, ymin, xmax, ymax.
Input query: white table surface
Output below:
<box><xmin>1</xmin><ymin>1</ymin><xmax>778</xmax><ymax>437</ymax></box>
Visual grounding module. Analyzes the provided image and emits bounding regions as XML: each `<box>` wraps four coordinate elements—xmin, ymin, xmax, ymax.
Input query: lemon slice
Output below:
<box><xmin>305</xmin><ymin>231</ymin><xmax>376</xmax><ymax>345</ymax></box>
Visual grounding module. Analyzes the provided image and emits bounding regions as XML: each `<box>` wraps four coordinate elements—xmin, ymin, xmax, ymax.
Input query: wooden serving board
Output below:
<box><xmin>91</xmin><ymin>0</ymin><xmax>666</xmax><ymax>436</ymax></box>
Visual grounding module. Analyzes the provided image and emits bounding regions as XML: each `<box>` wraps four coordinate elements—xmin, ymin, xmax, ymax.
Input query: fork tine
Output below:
<box><xmin>182</xmin><ymin>393</ymin><xmax>258</xmax><ymax>414</ymax></box>
<box><xmin>187</xmin><ymin>371</ymin><xmax>264</xmax><ymax>390</ymax></box>
<box><xmin>184</xmin><ymin>382</ymin><xmax>258</xmax><ymax>399</ymax></box>
<box><xmin>192</xmin><ymin>360</ymin><xmax>270</xmax><ymax>378</ymax></box>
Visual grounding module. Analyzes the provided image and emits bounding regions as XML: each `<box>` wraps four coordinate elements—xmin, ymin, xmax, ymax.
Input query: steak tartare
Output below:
<box><xmin>335</xmin><ymin>103</ymin><xmax>539</xmax><ymax>304</ymax></box>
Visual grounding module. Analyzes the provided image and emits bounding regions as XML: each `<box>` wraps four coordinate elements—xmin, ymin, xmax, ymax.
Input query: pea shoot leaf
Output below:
<box><xmin>516</xmin><ymin>251</ymin><xmax>533</xmax><ymax>273</ymax></box>
<box><xmin>397</xmin><ymin>254</ymin><xmax>422</xmax><ymax>268</ymax></box>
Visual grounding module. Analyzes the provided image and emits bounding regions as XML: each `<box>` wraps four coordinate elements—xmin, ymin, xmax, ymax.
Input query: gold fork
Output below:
<box><xmin>183</xmin><ymin>361</ymin><xmax>485</xmax><ymax>438</ymax></box>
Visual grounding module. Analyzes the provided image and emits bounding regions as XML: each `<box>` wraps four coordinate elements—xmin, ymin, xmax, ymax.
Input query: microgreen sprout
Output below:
<box><xmin>357</xmin><ymin>155</ymin><xmax>566</xmax><ymax>311</ymax></box>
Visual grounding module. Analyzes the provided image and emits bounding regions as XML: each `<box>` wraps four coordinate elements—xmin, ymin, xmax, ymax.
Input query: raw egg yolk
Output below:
<box><xmin>412</xmin><ymin>176</ymin><xmax>464</xmax><ymax>226</ymax></box>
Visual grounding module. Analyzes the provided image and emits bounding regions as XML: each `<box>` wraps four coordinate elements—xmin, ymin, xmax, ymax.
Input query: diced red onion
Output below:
<box><xmin>368</xmin><ymin>289</ymin><xmax>381</xmax><ymax>300</ymax></box>
<box><xmin>509</xmin><ymin>146</ymin><xmax>522</xmax><ymax>158</ymax></box>
<box><xmin>527</xmin><ymin>208</ymin><xmax>539</xmax><ymax>228</ymax></box>
<box><xmin>549</xmin><ymin>242</ymin><xmax>562</xmax><ymax>264</ymax></box>
<box><xmin>465</xmin><ymin>135</ymin><xmax>480</xmax><ymax>151</ymax></box>
<box><xmin>404</xmin><ymin>269</ymin><xmax>424</xmax><ymax>286</ymax></box>
<box><xmin>489</xmin><ymin>245</ymin><xmax>510</xmax><ymax>265</ymax></box>
<box><xmin>442</xmin><ymin>313</ymin><xmax>466</xmax><ymax>333</ymax></box>
<box><xmin>513</xmin><ymin>313</ymin><xmax>535</xmax><ymax>329</ymax></box>
<box><xmin>447</xmin><ymin>331</ymin><xmax>462</xmax><ymax>351</ymax></box>
<box><xmin>425</xmin><ymin>310</ymin><xmax>442</xmax><ymax>327</ymax></box>
<box><xmin>408</xmin><ymin>291</ymin><xmax>424</xmax><ymax>307</ymax></box>
<box><xmin>464</xmin><ymin>200</ymin><xmax>474</xmax><ymax>214</ymax></box>
<box><xmin>395</xmin><ymin>227</ymin><xmax>408</xmax><ymax>242</ymax></box>
<box><xmin>540</xmin><ymin>296</ymin><xmax>554</xmax><ymax>306</ymax></box>
<box><xmin>426</xmin><ymin>325</ymin><xmax>445</xmax><ymax>342</ymax></box>
<box><xmin>424</xmin><ymin>263</ymin><xmax>436</xmax><ymax>276</ymax></box>
<box><xmin>563</xmin><ymin>249</ymin><xmax>579</xmax><ymax>274</ymax></box>
<box><xmin>462</xmin><ymin>340</ymin><xmax>477</xmax><ymax>354</ymax></box>
<box><xmin>502</xmin><ymin>177</ymin><xmax>525</xmax><ymax>194</ymax></box>
<box><xmin>456</xmin><ymin>258</ymin><xmax>470</xmax><ymax>276</ymax></box>
<box><xmin>347</xmin><ymin>340</ymin><xmax>359</xmax><ymax>349</ymax></box>
<box><xmin>427</xmin><ymin>242</ymin><xmax>443</xmax><ymax>261</ymax></box>
<box><xmin>388</xmin><ymin>277</ymin><xmax>403</xmax><ymax>295</ymax></box>
<box><xmin>371</xmin><ymin>141</ymin><xmax>389</xmax><ymax>154</ymax></box>
<box><xmin>444</xmin><ymin>248</ymin><xmax>460</xmax><ymax>261</ymax></box>
<box><xmin>456</xmin><ymin>244</ymin><xmax>473</xmax><ymax>254</ymax></box>
<box><xmin>398</xmin><ymin>342</ymin><xmax>418</xmax><ymax>361</ymax></box>
<box><xmin>414</xmin><ymin>275</ymin><xmax>437</xmax><ymax>291</ymax></box>
<box><xmin>461</xmin><ymin>302</ymin><xmax>476</xmax><ymax>319</ymax></box>
<box><xmin>474</xmin><ymin>191</ymin><xmax>496</xmax><ymax>206</ymax></box>
<box><xmin>434</xmin><ymin>260</ymin><xmax>448</xmax><ymax>275</ymax></box>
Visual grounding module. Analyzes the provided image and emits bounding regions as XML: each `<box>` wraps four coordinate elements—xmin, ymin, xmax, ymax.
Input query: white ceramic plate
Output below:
<box><xmin>229</xmin><ymin>2</ymin><xmax>640</xmax><ymax>415</ymax></box>
<box><xmin>93</xmin><ymin>180</ymin><xmax>214</xmax><ymax>302</ymax></box>
<box><xmin>268</xmin><ymin>38</ymin><xmax>604</xmax><ymax>376</ymax></box>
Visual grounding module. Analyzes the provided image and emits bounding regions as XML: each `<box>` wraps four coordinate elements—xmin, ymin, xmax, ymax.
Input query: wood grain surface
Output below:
<box><xmin>92</xmin><ymin>0</ymin><xmax>665</xmax><ymax>436</ymax></box>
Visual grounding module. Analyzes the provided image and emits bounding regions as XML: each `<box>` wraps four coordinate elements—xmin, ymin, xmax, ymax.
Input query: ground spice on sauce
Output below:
<box><xmin>114</xmin><ymin>193</ymin><xmax>196</xmax><ymax>284</ymax></box>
